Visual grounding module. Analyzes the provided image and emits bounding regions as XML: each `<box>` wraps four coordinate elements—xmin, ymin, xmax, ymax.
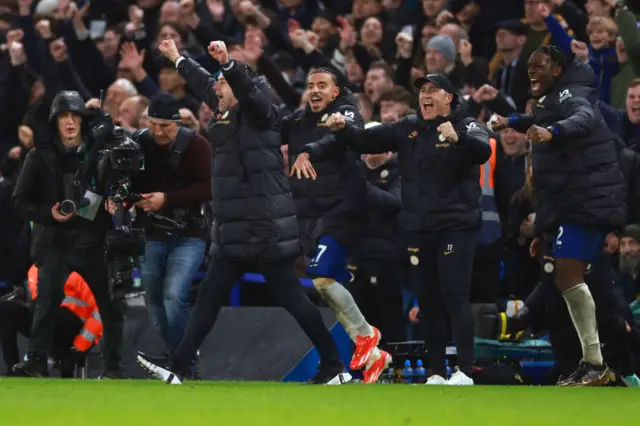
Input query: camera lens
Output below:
<box><xmin>60</xmin><ymin>200</ymin><xmax>77</xmax><ymax>216</ymax></box>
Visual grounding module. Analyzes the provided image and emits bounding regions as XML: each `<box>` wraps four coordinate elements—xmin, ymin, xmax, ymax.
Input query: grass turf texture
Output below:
<box><xmin>0</xmin><ymin>379</ymin><xmax>637</xmax><ymax>425</ymax></box>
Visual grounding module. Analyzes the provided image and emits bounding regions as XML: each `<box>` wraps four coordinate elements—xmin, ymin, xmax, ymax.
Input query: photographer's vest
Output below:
<box><xmin>478</xmin><ymin>138</ymin><xmax>501</xmax><ymax>246</ymax></box>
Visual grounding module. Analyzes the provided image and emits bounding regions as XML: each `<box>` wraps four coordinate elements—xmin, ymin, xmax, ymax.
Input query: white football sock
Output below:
<box><xmin>315</xmin><ymin>280</ymin><xmax>374</xmax><ymax>340</ymax></box>
<box><xmin>562</xmin><ymin>283</ymin><xmax>603</xmax><ymax>366</ymax></box>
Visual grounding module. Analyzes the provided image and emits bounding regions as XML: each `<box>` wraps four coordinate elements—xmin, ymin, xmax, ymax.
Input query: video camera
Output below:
<box><xmin>98</xmin><ymin>135</ymin><xmax>146</xmax><ymax>300</ymax></box>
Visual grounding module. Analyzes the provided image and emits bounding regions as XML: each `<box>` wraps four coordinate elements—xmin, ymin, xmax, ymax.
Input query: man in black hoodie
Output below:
<box><xmin>492</xmin><ymin>46</ymin><xmax>626</xmax><ymax>386</ymax></box>
<box><xmin>137</xmin><ymin>40</ymin><xmax>346</xmax><ymax>385</ymax></box>
<box><xmin>297</xmin><ymin>73</ymin><xmax>491</xmax><ymax>385</ymax></box>
<box><xmin>286</xmin><ymin>68</ymin><xmax>390</xmax><ymax>384</ymax></box>
<box><xmin>11</xmin><ymin>91</ymin><xmax>125</xmax><ymax>378</ymax></box>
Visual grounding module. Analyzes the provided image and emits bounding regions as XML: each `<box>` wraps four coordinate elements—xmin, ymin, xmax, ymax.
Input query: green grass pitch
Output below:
<box><xmin>0</xmin><ymin>379</ymin><xmax>637</xmax><ymax>425</ymax></box>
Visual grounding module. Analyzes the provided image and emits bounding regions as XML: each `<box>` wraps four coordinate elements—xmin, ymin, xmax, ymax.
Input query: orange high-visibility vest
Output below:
<box><xmin>27</xmin><ymin>266</ymin><xmax>103</xmax><ymax>352</ymax></box>
<box><xmin>478</xmin><ymin>138</ymin><xmax>501</xmax><ymax>245</ymax></box>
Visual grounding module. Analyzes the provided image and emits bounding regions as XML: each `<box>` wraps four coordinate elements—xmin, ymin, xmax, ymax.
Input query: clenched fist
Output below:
<box><xmin>487</xmin><ymin>114</ymin><xmax>510</xmax><ymax>132</ymax></box>
<box><xmin>437</xmin><ymin>121</ymin><xmax>458</xmax><ymax>143</ymax></box>
<box><xmin>208</xmin><ymin>41</ymin><xmax>230</xmax><ymax>64</ymax></box>
<box><xmin>526</xmin><ymin>125</ymin><xmax>553</xmax><ymax>143</ymax></box>
<box><xmin>159</xmin><ymin>39</ymin><xmax>181</xmax><ymax>63</ymax></box>
<box><xmin>325</xmin><ymin>112</ymin><xmax>346</xmax><ymax>131</ymax></box>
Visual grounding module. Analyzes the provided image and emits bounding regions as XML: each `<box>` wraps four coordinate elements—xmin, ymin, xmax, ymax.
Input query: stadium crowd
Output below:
<box><xmin>0</xmin><ymin>0</ymin><xmax>640</xmax><ymax>386</ymax></box>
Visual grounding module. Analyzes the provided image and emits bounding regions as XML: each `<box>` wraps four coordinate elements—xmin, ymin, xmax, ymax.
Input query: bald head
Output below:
<box><xmin>438</xmin><ymin>23</ymin><xmax>468</xmax><ymax>48</ymax></box>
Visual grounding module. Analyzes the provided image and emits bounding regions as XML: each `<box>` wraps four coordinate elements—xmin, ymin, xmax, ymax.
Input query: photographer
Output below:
<box><xmin>112</xmin><ymin>92</ymin><xmax>212</xmax><ymax>360</ymax></box>
<box><xmin>11</xmin><ymin>91</ymin><xmax>125</xmax><ymax>378</ymax></box>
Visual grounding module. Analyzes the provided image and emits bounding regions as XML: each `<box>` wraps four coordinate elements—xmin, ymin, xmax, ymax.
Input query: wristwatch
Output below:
<box><xmin>546</xmin><ymin>126</ymin><xmax>558</xmax><ymax>139</ymax></box>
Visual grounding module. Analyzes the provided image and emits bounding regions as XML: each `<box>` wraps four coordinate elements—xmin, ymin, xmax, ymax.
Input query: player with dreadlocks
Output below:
<box><xmin>491</xmin><ymin>45</ymin><xmax>626</xmax><ymax>386</ymax></box>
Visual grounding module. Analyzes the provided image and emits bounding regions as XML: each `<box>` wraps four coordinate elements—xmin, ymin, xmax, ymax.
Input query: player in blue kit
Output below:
<box><xmin>286</xmin><ymin>68</ymin><xmax>389</xmax><ymax>383</ymax></box>
<box><xmin>492</xmin><ymin>46</ymin><xmax>626</xmax><ymax>386</ymax></box>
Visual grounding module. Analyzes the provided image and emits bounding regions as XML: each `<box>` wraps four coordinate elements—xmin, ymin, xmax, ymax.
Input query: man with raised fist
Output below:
<box><xmin>137</xmin><ymin>39</ymin><xmax>348</xmax><ymax>386</ymax></box>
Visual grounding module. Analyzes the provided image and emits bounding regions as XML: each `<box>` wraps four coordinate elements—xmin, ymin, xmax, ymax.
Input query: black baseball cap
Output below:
<box><xmin>413</xmin><ymin>73</ymin><xmax>454</xmax><ymax>94</ymax></box>
<box><xmin>148</xmin><ymin>92</ymin><xmax>182</xmax><ymax>122</ymax></box>
<box><xmin>495</xmin><ymin>19</ymin><xmax>528</xmax><ymax>36</ymax></box>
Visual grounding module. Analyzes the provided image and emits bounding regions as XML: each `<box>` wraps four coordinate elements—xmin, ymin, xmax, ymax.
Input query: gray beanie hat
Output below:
<box><xmin>427</xmin><ymin>35</ymin><xmax>457</xmax><ymax>61</ymax></box>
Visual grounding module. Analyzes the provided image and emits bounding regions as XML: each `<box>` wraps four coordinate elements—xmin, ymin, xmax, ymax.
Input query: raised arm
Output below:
<box><xmin>506</xmin><ymin>114</ymin><xmax>536</xmax><ymax>134</ymax></box>
<box><xmin>544</xmin><ymin>13</ymin><xmax>573</xmax><ymax>55</ymax></box>
<box><xmin>306</xmin><ymin>113</ymin><xmax>401</xmax><ymax>157</ymax></box>
<box><xmin>209</xmin><ymin>41</ymin><xmax>279</xmax><ymax>126</ymax></box>
<box><xmin>455</xmin><ymin>118</ymin><xmax>492</xmax><ymax>165</ymax></box>
<box><xmin>487</xmin><ymin>113</ymin><xmax>535</xmax><ymax>134</ymax></box>
<box><xmin>158</xmin><ymin>40</ymin><xmax>219</xmax><ymax>110</ymax></box>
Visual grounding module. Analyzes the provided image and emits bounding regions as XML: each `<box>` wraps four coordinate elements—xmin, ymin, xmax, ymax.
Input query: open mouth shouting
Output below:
<box><xmin>309</xmin><ymin>93</ymin><xmax>324</xmax><ymax>111</ymax></box>
<box><xmin>421</xmin><ymin>99</ymin><xmax>435</xmax><ymax>116</ymax></box>
<box><xmin>530</xmin><ymin>78</ymin><xmax>542</xmax><ymax>96</ymax></box>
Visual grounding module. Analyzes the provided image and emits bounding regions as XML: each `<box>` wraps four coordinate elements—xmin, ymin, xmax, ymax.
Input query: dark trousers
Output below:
<box><xmin>544</xmin><ymin>247</ymin><xmax>636</xmax><ymax>377</ymax></box>
<box><xmin>0</xmin><ymin>300</ymin><xmax>82</xmax><ymax>373</ymax></box>
<box><xmin>172</xmin><ymin>255</ymin><xmax>340</xmax><ymax>371</ymax></box>
<box><xmin>470</xmin><ymin>239</ymin><xmax>503</xmax><ymax>304</ymax></box>
<box><xmin>350</xmin><ymin>260</ymin><xmax>406</xmax><ymax>343</ymax></box>
<box><xmin>29</xmin><ymin>246</ymin><xmax>125</xmax><ymax>370</ymax></box>
<box><xmin>408</xmin><ymin>230</ymin><xmax>477</xmax><ymax>377</ymax></box>
<box><xmin>7</xmin><ymin>223</ymin><xmax>32</xmax><ymax>290</ymax></box>
<box><xmin>501</xmin><ymin>242</ymin><xmax>540</xmax><ymax>300</ymax></box>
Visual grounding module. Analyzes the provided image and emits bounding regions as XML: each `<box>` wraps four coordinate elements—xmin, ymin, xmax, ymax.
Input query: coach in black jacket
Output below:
<box><xmin>301</xmin><ymin>73</ymin><xmax>491</xmax><ymax>385</ymax></box>
<box><xmin>136</xmin><ymin>40</ymin><xmax>346</xmax><ymax>385</ymax></box>
<box><xmin>11</xmin><ymin>91</ymin><xmax>124</xmax><ymax>378</ymax></box>
<box><xmin>492</xmin><ymin>46</ymin><xmax>626</xmax><ymax>386</ymax></box>
<box><xmin>350</xmin><ymin>130</ymin><xmax>406</xmax><ymax>344</ymax></box>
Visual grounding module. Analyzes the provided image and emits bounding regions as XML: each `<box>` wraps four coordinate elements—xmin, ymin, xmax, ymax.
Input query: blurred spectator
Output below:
<box><xmin>462</xmin><ymin>20</ymin><xmax>530</xmax><ymax>113</ymax></box>
<box><xmin>543</xmin><ymin>9</ymin><xmax>619</xmax><ymax>103</ymax></box>
<box><xmin>617</xmin><ymin>225</ymin><xmax>640</xmax><ymax>304</ymax></box>
<box><xmin>609</xmin><ymin>6</ymin><xmax>640</xmax><ymax>109</ymax></box>
<box><xmin>197</xmin><ymin>101</ymin><xmax>213</xmax><ymax>138</ymax></box>
<box><xmin>156</xmin><ymin>57</ymin><xmax>200</xmax><ymax>113</ymax></box>
<box><xmin>102</xmin><ymin>78</ymin><xmax>139</xmax><ymax>118</ymax></box>
<box><xmin>116</xmin><ymin>95</ymin><xmax>150</xmax><ymax>134</ymax></box>
<box><xmin>443</xmin><ymin>0</ymin><xmax>524</xmax><ymax>60</ymax></box>
<box><xmin>523</xmin><ymin>1</ymin><xmax>571</xmax><ymax>54</ymax></box>
<box><xmin>599</xmin><ymin>79</ymin><xmax>640</xmax><ymax>150</ymax></box>
<box><xmin>354</xmin><ymin>92</ymin><xmax>374</xmax><ymax>123</ymax></box>
<box><xmin>378</xmin><ymin>86</ymin><xmax>413</xmax><ymax>123</ymax></box>
<box><xmin>363</xmin><ymin>60</ymin><xmax>394</xmax><ymax>115</ymax></box>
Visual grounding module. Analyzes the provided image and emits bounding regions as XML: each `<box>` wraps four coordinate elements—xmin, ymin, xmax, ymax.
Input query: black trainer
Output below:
<box><xmin>560</xmin><ymin>361</ymin><xmax>611</xmax><ymax>387</ymax></box>
<box><xmin>307</xmin><ymin>362</ymin><xmax>352</xmax><ymax>385</ymax></box>
<box><xmin>12</xmin><ymin>353</ymin><xmax>48</xmax><ymax>378</ymax></box>
<box><xmin>137</xmin><ymin>351</ymin><xmax>185</xmax><ymax>385</ymax></box>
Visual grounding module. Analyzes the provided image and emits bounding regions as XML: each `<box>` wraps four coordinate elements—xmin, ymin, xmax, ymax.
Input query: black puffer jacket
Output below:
<box><xmin>177</xmin><ymin>58</ymin><xmax>298</xmax><ymax>262</ymax></box>
<box><xmin>304</xmin><ymin>96</ymin><xmax>491</xmax><ymax>233</ymax></box>
<box><xmin>355</xmin><ymin>156</ymin><xmax>402</xmax><ymax>261</ymax></box>
<box><xmin>283</xmin><ymin>88</ymin><xmax>366</xmax><ymax>253</ymax></box>
<box><xmin>510</xmin><ymin>60</ymin><xmax>626</xmax><ymax>233</ymax></box>
<box><xmin>12</xmin><ymin>91</ymin><xmax>109</xmax><ymax>265</ymax></box>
